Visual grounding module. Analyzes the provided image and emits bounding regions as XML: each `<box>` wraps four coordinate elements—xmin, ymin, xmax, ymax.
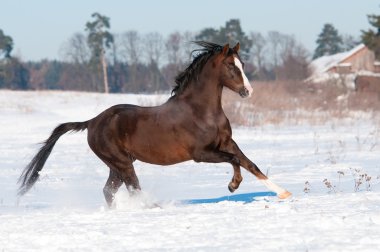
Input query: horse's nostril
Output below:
<box><xmin>239</xmin><ymin>87</ymin><xmax>249</xmax><ymax>98</ymax></box>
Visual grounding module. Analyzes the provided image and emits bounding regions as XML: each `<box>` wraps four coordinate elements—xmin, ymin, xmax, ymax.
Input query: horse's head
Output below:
<box><xmin>172</xmin><ymin>41</ymin><xmax>253</xmax><ymax>98</ymax></box>
<box><xmin>217</xmin><ymin>43</ymin><xmax>253</xmax><ymax>98</ymax></box>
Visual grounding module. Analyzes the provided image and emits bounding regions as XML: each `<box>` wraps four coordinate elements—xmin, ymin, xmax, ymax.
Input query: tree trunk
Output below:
<box><xmin>101</xmin><ymin>49</ymin><xmax>109</xmax><ymax>93</ymax></box>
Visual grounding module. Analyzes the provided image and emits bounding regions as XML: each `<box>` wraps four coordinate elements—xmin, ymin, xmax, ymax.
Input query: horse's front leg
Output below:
<box><xmin>192</xmin><ymin>149</ymin><xmax>243</xmax><ymax>192</ymax></box>
<box><xmin>224</xmin><ymin>139</ymin><xmax>292</xmax><ymax>199</ymax></box>
<box><xmin>228</xmin><ymin>163</ymin><xmax>242</xmax><ymax>193</ymax></box>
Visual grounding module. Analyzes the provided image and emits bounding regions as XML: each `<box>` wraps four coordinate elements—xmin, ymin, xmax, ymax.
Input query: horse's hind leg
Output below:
<box><xmin>119</xmin><ymin>163</ymin><xmax>141</xmax><ymax>194</ymax></box>
<box><xmin>103</xmin><ymin>162</ymin><xmax>141</xmax><ymax>207</ymax></box>
<box><xmin>103</xmin><ymin>169</ymin><xmax>123</xmax><ymax>207</ymax></box>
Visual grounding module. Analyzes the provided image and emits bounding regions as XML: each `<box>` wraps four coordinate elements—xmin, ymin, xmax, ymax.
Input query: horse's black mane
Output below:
<box><xmin>171</xmin><ymin>41</ymin><xmax>231</xmax><ymax>97</ymax></box>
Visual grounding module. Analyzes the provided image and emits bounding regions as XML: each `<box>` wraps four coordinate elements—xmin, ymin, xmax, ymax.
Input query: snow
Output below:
<box><xmin>1</xmin><ymin>90</ymin><xmax>380</xmax><ymax>251</ymax></box>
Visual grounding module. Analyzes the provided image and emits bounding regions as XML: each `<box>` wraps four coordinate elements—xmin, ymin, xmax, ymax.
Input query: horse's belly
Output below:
<box><xmin>132</xmin><ymin>144</ymin><xmax>192</xmax><ymax>165</ymax></box>
<box><xmin>125</xmin><ymin>134</ymin><xmax>192</xmax><ymax>165</ymax></box>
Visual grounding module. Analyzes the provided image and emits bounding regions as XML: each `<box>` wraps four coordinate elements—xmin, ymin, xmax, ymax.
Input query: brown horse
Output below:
<box><xmin>18</xmin><ymin>41</ymin><xmax>291</xmax><ymax>207</ymax></box>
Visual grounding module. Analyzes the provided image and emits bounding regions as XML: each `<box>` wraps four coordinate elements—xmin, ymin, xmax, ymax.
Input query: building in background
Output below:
<box><xmin>307</xmin><ymin>44</ymin><xmax>380</xmax><ymax>91</ymax></box>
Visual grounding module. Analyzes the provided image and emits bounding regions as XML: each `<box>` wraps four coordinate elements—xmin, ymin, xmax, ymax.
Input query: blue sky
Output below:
<box><xmin>0</xmin><ymin>0</ymin><xmax>378</xmax><ymax>61</ymax></box>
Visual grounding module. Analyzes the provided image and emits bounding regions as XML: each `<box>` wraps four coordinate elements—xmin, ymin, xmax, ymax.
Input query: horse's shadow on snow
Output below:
<box><xmin>182</xmin><ymin>191</ymin><xmax>276</xmax><ymax>204</ymax></box>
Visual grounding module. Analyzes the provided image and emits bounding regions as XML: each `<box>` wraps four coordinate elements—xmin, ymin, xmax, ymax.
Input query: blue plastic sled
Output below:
<box><xmin>183</xmin><ymin>191</ymin><xmax>276</xmax><ymax>204</ymax></box>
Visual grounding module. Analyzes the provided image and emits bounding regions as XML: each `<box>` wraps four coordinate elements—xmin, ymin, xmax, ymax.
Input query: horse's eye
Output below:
<box><xmin>227</xmin><ymin>63</ymin><xmax>235</xmax><ymax>70</ymax></box>
<box><xmin>231</xmin><ymin>64</ymin><xmax>241</xmax><ymax>74</ymax></box>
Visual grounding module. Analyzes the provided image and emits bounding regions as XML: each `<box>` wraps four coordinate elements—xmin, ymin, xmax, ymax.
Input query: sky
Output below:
<box><xmin>0</xmin><ymin>0</ymin><xmax>378</xmax><ymax>61</ymax></box>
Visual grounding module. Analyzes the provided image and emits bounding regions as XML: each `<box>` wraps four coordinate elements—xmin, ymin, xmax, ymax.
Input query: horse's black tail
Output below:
<box><xmin>18</xmin><ymin>121</ymin><xmax>88</xmax><ymax>196</ymax></box>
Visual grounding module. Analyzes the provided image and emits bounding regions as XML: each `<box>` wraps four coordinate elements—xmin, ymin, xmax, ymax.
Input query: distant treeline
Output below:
<box><xmin>25</xmin><ymin>60</ymin><xmax>168</xmax><ymax>93</ymax></box>
<box><xmin>2</xmin><ymin>14</ymin><xmax>377</xmax><ymax>93</ymax></box>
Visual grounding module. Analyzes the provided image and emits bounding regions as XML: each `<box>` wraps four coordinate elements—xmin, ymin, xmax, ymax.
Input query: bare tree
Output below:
<box><xmin>267</xmin><ymin>31</ymin><xmax>297</xmax><ymax>80</ymax></box>
<box><xmin>277</xmin><ymin>36</ymin><xmax>310</xmax><ymax>80</ymax></box>
<box><xmin>181</xmin><ymin>31</ymin><xmax>196</xmax><ymax>63</ymax></box>
<box><xmin>144</xmin><ymin>32</ymin><xmax>164</xmax><ymax>65</ymax></box>
<box><xmin>250</xmin><ymin>32</ymin><xmax>266</xmax><ymax>72</ymax></box>
<box><xmin>120</xmin><ymin>30</ymin><xmax>142</xmax><ymax>65</ymax></box>
<box><xmin>161</xmin><ymin>32</ymin><xmax>185</xmax><ymax>87</ymax></box>
<box><xmin>267</xmin><ymin>31</ymin><xmax>283</xmax><ymax>70</ymax></box>
<box><xmin>61</xmin><ymin>33</ymin><xmax>90</xmax><ymax>64</ymax></box>
<box><xmin>279</xmin><ymin>34</ymin><xmax>295</xmax><ymax>61</ymax></box>
<box><xmin>118</xmin><ymin>30</ymin><xmax>143</xmax><ymax>91</ymax></box>
<box><xmin>342</xmin><ymin>34</ymin><xmax>360</xmax><ymax>51</ymax></box>
<box><xmin>59</xmin><ymin>32</ymin><xmax>95</xmax><ymax>91</ymax></box>
<box><xmin>165</xmin><ymin>32</ymin><xmax>183</xmax><ymax>66</ymax></box>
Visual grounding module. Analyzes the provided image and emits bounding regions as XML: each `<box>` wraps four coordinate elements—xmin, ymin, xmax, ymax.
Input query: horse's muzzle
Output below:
<box><xmin>239</xmin><ymin>87</ymin><xmax>250</xmax><ymax>98</ymax></box>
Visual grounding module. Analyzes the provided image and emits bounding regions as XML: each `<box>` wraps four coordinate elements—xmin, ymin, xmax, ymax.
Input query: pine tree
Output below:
<box><xmin>0</xmin><ymin>29</ymin><xmax>13</xmax><ymax>59</ymax></box>
<box><xmin>313</xmin><ymin>23</ymin><xmax>343</xmax><ymax>59</ymax></box>
<box><xmin>85</xmin><ymin>13</ymin><xmax>114</xmax><ymax>93</ymax></box>
<box><xmin>196</xmin><ymin>19</ymin><xmax>252</xmax><ymax>54</ymax></box>
<box><xmin>361</xmin><ymin>14</ymin><xmax>380</xmax><ymax>60</ymax></box>
<box><xmin>0</xmin><ymin>30</ymin><xmax>29</xmax><ymax>90</ymax></box>
<box><xmin>218</xmin><ymin>19</ymin><xmax>252</xmax><ymax>54</ymax></box>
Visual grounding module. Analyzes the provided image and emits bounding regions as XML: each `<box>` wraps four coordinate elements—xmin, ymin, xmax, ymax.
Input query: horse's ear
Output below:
<box><xmin>233</xmin><ymin>42</ymin><xmax>240</xmax><ymax>53</ymax></box>
<box><xmin>222</xmin><ymin>44</ymin><xmax>229</xmax><ymax>56</ymax></box>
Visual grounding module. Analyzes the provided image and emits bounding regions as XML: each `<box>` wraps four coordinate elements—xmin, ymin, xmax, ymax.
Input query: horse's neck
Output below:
<box><xmin>180</xmin><ymin>77</ymin><xmax>223</xmax><ymax>114</ymax></box>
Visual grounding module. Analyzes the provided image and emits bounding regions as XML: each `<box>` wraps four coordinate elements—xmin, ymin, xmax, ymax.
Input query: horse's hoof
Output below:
<box><xmin>278</xmin><ymin>191</ymin><xmax>292</xmax><ymax>199</ymax></box>
<box><xmin>228</xmin><ymin>184</ymin><xmax>236</xmax><ymax>193</ymax></box>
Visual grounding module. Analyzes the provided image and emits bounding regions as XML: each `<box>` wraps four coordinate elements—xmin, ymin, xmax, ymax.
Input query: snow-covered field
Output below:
<box><xmin>1</xmin><ymin>90</ymin><xmax>380</xmax><ymax>251</ymax></box>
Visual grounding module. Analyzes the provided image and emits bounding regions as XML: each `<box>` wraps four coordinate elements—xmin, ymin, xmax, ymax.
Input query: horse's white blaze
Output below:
<box><xmin>234</xmin><ymin>57</ymin><xmax>253</xmax><ymax>97</ymax></box>
<box><xmin>261</xmin><ymin>179</ymin><xmax>287</xmax><ymax>195</ymax></box>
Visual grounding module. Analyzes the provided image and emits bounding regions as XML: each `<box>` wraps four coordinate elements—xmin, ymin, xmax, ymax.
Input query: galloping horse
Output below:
<box><xmin>18</xmin><ymin>41</ymin><xmax>291</xmax><ymax>207</ymax></box>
